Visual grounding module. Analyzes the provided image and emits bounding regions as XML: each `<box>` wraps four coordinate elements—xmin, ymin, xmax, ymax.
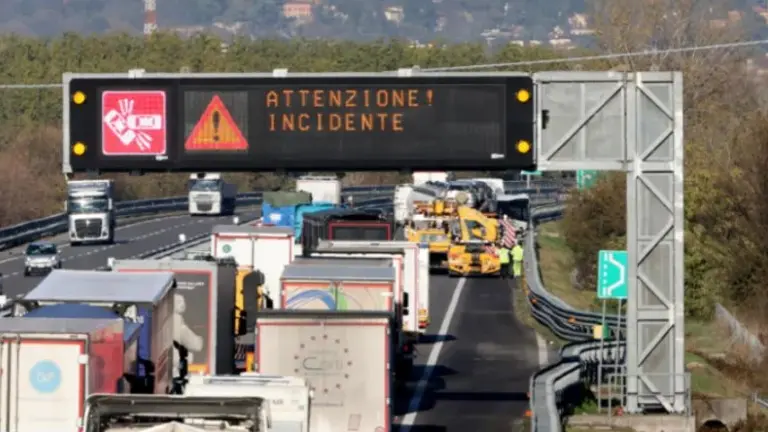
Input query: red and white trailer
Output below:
<box><xmin>0</xmin><ymin>317</ymin><xmax>125</xmax><ymax>432</ymax></box>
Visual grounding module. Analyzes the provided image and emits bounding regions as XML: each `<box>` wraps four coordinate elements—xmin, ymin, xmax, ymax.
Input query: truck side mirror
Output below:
<box><xmin>402</xmin><ymin>292</ymin><xmax>410</xmax><ymax>309</ymax></box>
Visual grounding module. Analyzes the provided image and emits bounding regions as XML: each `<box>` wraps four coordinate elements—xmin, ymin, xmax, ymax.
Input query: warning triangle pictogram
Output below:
<box><xmin>185</xmin><ymin>95</ymin><xmax>248</xmax><ymax>151</ymax></box>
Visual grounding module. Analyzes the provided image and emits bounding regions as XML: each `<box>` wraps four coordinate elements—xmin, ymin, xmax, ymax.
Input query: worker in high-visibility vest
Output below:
<box><xmin>512</xmin><ymin>241</ymin><xmax>524</xmax><ymax>278</ymax></box>
<box><xmin>498</xmin><ymin>244</ymin><xmax>511</xmax><ymax>278</ymax></box>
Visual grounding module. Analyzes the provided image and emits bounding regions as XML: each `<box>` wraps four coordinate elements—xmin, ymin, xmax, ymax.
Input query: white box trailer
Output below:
<box><xmin>252</xmin><ymin>310</ymin><xmax>394</xmax><ymax>432</ymax></box>
<box><xmin>295</xmin><ymin>175</ymin><xmax>341</xmax><ymax>205</ymax></box>
<box><xmin>21</xmin><ymin>270</ymin><xmax>176</xmax><ymax>395</ymax></box>
<box><xmin>314</xmin><ymin>240</ymin><xmax>431</xmax><ymax>335</ymax></box>
<box><xmin>211</xmin><ymin>225</ymin><xmax>294</xmax><ymax>304</ymax></box>
<box><xmin>0</xmin><ymin>317</ymin><xmax>126</xmax><ymax>432</ymax></box>
<box><xmin>184</xmin><ymin>373</ymin><xmax>311</xmax><ymax>432</ymax></box>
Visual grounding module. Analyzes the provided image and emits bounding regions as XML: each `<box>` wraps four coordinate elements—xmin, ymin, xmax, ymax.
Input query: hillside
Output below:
<box><xmin>3</xmin><ymin>0</ymin><xmax>768</xmax><ymax>45</ymax></box>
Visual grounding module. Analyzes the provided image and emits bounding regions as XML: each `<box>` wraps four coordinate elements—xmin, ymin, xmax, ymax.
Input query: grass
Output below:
<box><xmin>515</xmin><ymin>220</ymin><xmax>753</xmax><ymax>401</ymax></box>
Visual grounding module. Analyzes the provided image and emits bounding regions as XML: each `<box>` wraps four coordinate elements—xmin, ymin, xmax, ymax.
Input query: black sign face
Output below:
<box><xmin>66</xmin><ymin>75</ymin><xmax>535</xmax><ymax>172</ymax></box>
<box><xmin>173</xmin><ymin>271</ymin><xmax>211</xmax><ymax>374</ymax></box>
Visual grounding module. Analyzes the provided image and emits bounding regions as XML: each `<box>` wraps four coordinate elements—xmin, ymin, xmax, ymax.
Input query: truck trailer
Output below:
<box><xmin>66</xmin><ymin>179</ymin><xmax>115</xmax><ymax>245</ymax></box>
<box><xmin>111</xmin><ymin>259</ymin><xmax>238</xmax><ymax>376</ymax></box>
<box><xmin>21</xmin><ymin>270</ymin><xmax>176</xmax><ymax>394</ymax></box>
<box><xmin>300</xmin><ymin>208</ymin><xmax>394</xmax><ymax>256</ymax></box>
<box><xmin>251</xmin><ymin>310</ymin><xmax>394</xmax><ymax>432</ymax></box>
<box><xmin>295</xmin><ymin>175</ymin><xmax>341</xmax><ymax>205</ymax></box>
<box><xmin>0</xmin><ymin>317</ymin><xmax>126</xmax><ymax>432</ymax></box>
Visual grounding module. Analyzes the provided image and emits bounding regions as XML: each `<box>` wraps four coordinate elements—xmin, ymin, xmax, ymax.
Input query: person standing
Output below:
<box><xmin>512</xmin><ymin>241</ymin><xmax>524</xmax><ymax>279</ymax></box>
<box><xmin>498</xmin><ymin>244</ymin><xmax>511</xmax><ymax>278</ymax></box>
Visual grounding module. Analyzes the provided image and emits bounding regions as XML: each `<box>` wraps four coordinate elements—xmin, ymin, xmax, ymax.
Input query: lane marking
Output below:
<box><xmin>399</xmin><ymin>276</ymin><xmax>467</xmax><ymax>429</ymax></box>
<box><xmin>536</xmin><ymin>333</ymin><xmax>548</xmax><ymax>367</ymax></box>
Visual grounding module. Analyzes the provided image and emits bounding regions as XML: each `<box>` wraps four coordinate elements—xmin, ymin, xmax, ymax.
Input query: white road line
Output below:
<box><xmin>536</xmin><ymin>333</ymin><xmax>549</xmax><ymax>367</ymax></box>
<box><xmin>399</xmin><ymin>277</ymin><xmax>467</xmax><ymax>430</ymax></box>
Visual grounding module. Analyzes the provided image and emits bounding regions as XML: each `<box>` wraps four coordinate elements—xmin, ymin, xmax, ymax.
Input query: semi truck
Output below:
<box><xmin>300</xmin><ymin>208</ymin><xmax>395</xmax><ymax>256</ymax></box>
<box><xmin>188</xmin><ymin>173</ymin><xmax>238</xmax><ymax>216</ymax></box>
<box><xmin>66</xmin><ymin>179</ymin><xmax>115</xmax><ymax>246</ymax></box>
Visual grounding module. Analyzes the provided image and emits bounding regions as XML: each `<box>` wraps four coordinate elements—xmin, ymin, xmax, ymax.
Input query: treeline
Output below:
<box><xmin>0</xmin><ymin>33</ymin><xmax>591</xmax><ymax>226</ymax></box>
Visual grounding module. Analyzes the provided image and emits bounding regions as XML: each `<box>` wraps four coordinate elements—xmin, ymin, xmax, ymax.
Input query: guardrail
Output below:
<box><xmin>524</xmin><ymin>205</ymin><xmax>627</xmax><ymax>432</ymax></box>
<box><xmin>0</xmin><ymin>179</ymin><xmax>564</xmax><ymax>251</ymax></box>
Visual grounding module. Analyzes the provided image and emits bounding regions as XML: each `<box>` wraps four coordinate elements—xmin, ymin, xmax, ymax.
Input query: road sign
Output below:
<box><xmin>185</xmin><ymin>95</ymin><xmax>248</xmax><ymax>151</ymax></box>
<box><xmin>522</xmin><ymin>170</ymin><xmax>542</xmax><ymax>176</ymax></box>
<box><xmin>66</xmin><ymin>73</ymin><xmax>536</xmax><ymax>173</ymax></box>
<box><xmin>597</xmin><ymin>250</ymin><xmax>627</xmax><ymax>300</ymax></box>
<box><xmin>101</xmin><ymin>90</ymin><xmax>167</xmax><ymax>156</ymax></box>
<box><xmin>577</xmin><ymin>170</ymin><xmax>598</xmax><ymax>190</ymax></box>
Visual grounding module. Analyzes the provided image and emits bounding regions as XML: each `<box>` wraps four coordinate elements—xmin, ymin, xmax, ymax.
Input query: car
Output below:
<box><xmin>24</xmin><ymin>241</ymin><xmax>62</xmax><ymax>276</ymax></box>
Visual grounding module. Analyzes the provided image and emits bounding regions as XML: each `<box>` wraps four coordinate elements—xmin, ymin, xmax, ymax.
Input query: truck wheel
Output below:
<box><xmin>70</xmin><ymin>242</ymin><xmax>80</xmax><ymax>247</ymax></box>
<box><xmin>23</xmin><ymin>269</ymin><xmax>29</xmax><ymax>277</ymax></box>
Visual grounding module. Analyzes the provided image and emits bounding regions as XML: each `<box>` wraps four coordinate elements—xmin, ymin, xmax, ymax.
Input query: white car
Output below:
<box><xmin>24</xmin><ymin>241</ymin><xmax>62</xmax><ymax>276</ymax></box>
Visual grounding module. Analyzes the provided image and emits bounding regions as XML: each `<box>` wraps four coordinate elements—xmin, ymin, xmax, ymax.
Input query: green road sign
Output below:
<box><xmin>577</xmin><ymin>170</ymin><xmax>598</xmax><ymax>189</ymax></box>
<box><xmin>597</xmin><ymin>250</ymin><xmax>628</xmax><ymax>300</ymax></box>
<box><xmin>522</xmin><ymin>170</ymin><xmax>542</xmax><ymax>176</ymax></box>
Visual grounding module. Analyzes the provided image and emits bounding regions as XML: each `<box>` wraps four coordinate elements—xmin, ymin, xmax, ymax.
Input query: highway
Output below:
<box><xmin>394</xmin><ymin>275</ymin><xmax>549</xmax><ymax>431</ymax></box>
<box><xmin>0</xmin><ymin>205</ymin><xmax>548</xmax><ymax>431</ymax></box>
<box><xmin>0</xmin><ymin>208</ymin><xmax>260</xmax><ymax>298</ymax></box>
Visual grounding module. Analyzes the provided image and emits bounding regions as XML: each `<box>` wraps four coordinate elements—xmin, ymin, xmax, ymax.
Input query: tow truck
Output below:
<box><xmin>446</xmin><ymin>193</ymin><xmax>502</xmax><ymax>277</ymax></box>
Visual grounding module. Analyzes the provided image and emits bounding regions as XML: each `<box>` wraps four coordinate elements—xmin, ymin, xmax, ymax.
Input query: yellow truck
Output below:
<box><xmin>447</xmin><ymin>205</ymin><xmax>502</xmax><ymax>277</ymax></box>
<box><xmin>406</xmin><ymin>199</ymin><xmax>455</xmax><ymax>270</ymax></box>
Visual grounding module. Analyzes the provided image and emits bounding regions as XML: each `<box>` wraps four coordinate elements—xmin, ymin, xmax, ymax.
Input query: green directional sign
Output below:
<box><xmin>577</xmin><ymin>170</ymin><xmax>598</xmax><ymax>189</ymax></box>
<box><xmin>522</xmin><ymin>170</ymin><xmax>542</xmax><ymax>176</ymax></box>
<box><xmin>597</xmin><ymin>250</ymin><xmax>628</xmax><ymax>300</ymax></box>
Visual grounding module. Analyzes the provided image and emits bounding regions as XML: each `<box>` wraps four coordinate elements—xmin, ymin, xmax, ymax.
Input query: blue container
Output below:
<box><xmin>294</xmin><ymin>203</ymin><xmax>336</xmax><ymax>240</ymax></box>
<box><xmin>261</xmin><ymin>203</ymin><xmax>296</xmax><ymax>228</ymax></box>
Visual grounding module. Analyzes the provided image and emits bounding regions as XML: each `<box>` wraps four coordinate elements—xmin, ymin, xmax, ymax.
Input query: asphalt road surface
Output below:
<box><xmin>0</xmin><ymin>208</ymin><xmax>261</xmax><ymax>298</ymax></box>
<box><xmin>394</xmin><ymin>275</ymin><xmax>548</xmax><ymax>431</ymax></box>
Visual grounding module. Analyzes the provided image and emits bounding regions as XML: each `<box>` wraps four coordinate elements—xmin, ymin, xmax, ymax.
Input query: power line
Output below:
<box><xmin>419</xmin><ymin>39</ymin><xmax>768</xmax><ymax>72</ymax></box>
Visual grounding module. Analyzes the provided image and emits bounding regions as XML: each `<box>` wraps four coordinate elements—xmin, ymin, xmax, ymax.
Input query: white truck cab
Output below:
<box><xmin>189</xmin><ymin>173</ymin><xmax>237</xmax><ymax>216</ymax></box>
<box><xmin>66</xmin><ymin>179</ymin><xmax>115</xmax><ymax>246</ymax></box>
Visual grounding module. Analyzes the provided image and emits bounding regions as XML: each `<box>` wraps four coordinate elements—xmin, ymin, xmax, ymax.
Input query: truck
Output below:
<box><xmin>83</xmin><ymin>394</ymin><xmax>270</xmax><ymax>432</ymax></box>
<box><xmin>211</xmin><ymin>225</ymin><xmax>295</xmax><ymax>307</ymax></box>
<box><xmin>66</xmin><ymin>179</ymin><xmax>115</xmax><ymax>246</ymax></box>
<box><xmin>21</xmin><ymin>303</ymin><xmax>143</xmax><ymax>393</ymax></box>
<box><xmin>300</xmin><ymin>208</ymin><xmax>395</xmax><ymax>256</ymax></box>
<box><xmin>20</xmin><ymin>270</ymin><xmax>176</xmax><ymax>394</ymax></box>
<box><xmin>251</xmin><ymin>310</ymin><xmax>394</xmax><ymax>432</ymax></box>
<box><xmin>295</xmin><ymin>175</ymin><xmax>341</xmax><ymax>205</ymax></box>
<box><xmin>393</xmin><ymin>182</ymin><xmax>448</xmax><ymax>226</ymax></box>
<box><xmin>188</xmin><ymin>173</ymin><xmax>238</xmax><ymax>216</ymax></box>
<box><xmin>313</xmin><ymin>240</ymin><xmax>431</xmax><ymax>337</ymax></box>
<box><xmin>447</xmin><ymin>204</ymin><xmax>502</xmax><ymax>277</ymax></box>
<box><xmin>260</xmin><ymin>191</ymin><xmax>312</xmax><ymax>227</ymax></box>
<box><xmin>0</xmin><ymin>317</ymin><xmax>126</xmax><ymax>432</ymax></box>
<box><xmin>497</xmin><ymin>192</ymin><xmax>531</xmax><ymax>233</ymax></box>
<box><xmin>412</xmin><ymin>171</ymin><xmax>450</xmax><ymax>185</ymax></box>
<box><xmin>184</xmin><ymin>373</ymin><xmax>311</xmax><ymax>432</ymax></box>
<box><xmin>111</xmin><ymin>259</ymin><xmax>239</xmax><ymax>376</ymax></box>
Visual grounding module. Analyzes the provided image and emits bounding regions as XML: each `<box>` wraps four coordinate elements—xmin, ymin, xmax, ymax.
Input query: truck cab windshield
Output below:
<box><xmin>498</xmin><ymin>199</ymin><xmax>530</xmax><ymax>222</ymax></box>
<box><xmin>68</xmin><ymin>197</ymin><xmax>109</xmax><ymax>214</ymax></box>
<box><xmin>191</xmin><ymin>179</ymin><xmax>222</xmax><ymax>191</ymax></box>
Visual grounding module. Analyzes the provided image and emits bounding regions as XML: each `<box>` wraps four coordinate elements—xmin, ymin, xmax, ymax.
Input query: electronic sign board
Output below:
<box><xmin>64</xmin><ymin>74</ymin><xmax>535</xmax><ymax>173</ymax></box>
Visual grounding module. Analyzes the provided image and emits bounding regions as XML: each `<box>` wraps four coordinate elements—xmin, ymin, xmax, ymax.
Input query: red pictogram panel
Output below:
<box><xmin>102</xmin><ymin>90</ymin><xmax>167</xmax><ymax>156</ymax></box>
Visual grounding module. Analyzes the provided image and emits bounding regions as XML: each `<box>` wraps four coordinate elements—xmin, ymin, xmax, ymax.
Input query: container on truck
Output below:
<box><xmin>21</xmin><ymin>270</ymin><xmax>175</xmax><ymax>394</ymax></box>
<box><xmin>252</xmin><ymin>310</ymin><xmax>394</xmax><ymax>432</ymax></box>
<box><xmin>111</xmin><ymin>259</ymin><xmax>238</xmax><ymax>376</ymax></box>
<box><xmin>260</xmin><ymin>191</ymin><xmax>312</xmax><ymax>227</ymax></box>
<box><xmin>185</xmin><ymin>373</ymin><xmax>311</xmax><ymax>432</ymax></box>
<box><xmin>293</xmin><ymin>202</ymin><xmax>335</xmax><ymax>241</ymax></box>
<box><xmin>66</xmin><ymin>179</ymin><xmax>115</xmax><ymax>245</ymax></box>
<box><xmin>301</xmin><ymin>208</ymin><xmax>394</xmax><ymax>256</ymax></box>
<box><xmin>23</xmin><ymin>303</ymin><xmax>142</xmax><ymax>393</ymax></box>
<box><xmin>188</xmin><ymin>173</ymin><xmax>238</xmax><ymax>216</ymax></box>
<box><xmin>315</xmin><ymin>240</ymin><xmax>431</xmax><ymax>336</ymax></box>
<box><xmin>211</xmin><ymin>225</ymin><xmax>294</xmax><ymax>306</ymax></box>
<box><xmin>412</xmin><ymin>171</ymin><xmax>450</xmax><ymax>185</ymax></box>
<box><xmin>295</xmin><ymin>175</ymin><xmax>341</xmax><ymax>205</ymax></box>
<box><xmin>84</xmin><ymin>394</ymin><xmax>269</xmax><ymax>432</ymax></box>
<box><xmin>0</xmin><ymin>317</ymin><xmax>125</xmax><ymax>432</ymax></box>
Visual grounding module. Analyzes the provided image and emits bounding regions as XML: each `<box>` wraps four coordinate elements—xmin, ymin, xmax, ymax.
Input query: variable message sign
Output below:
<box><xmin>63</xmin><ymin>73</ymin><xmax>536</xmax><ymax>173</ymax></box>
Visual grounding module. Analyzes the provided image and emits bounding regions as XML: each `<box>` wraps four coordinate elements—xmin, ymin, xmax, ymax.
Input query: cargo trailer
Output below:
<box><xmin>0</xmin><ymin>317</ymin><xmax>125</xmax><ymax>432</ymax></box>
<box><xmin>252</xmin><ymin>310</ymin><xmax>394</xmax><ymax>432</ymax></box>
<box><xmin>211</xmin><ymin>225</ymin><xmax>294</xmax><ymax>305</ymax></box>
<box><xmin>315</xmin><ymin>240</ymin><xmax>431</xmax><ymax>335</ymax></box>
<box><xmin>185</xmin><ymin>373</ymin><xmax>311</xmax><ymax>432</ymax></box>
<box><xmin>300</xmin><ymin>208</ymin><xmax>394</xmax><ymax>256</ymax></box>
<box><xmin>21</xmin><ymin>270</ymin><xmax>175</xmax><ymax>394</ymax></box>
<box><xmin>111</xmin><ymin>259</ymin><xmax>238</xmax><ymax>376</ymax></box>
<box><xmin>23</xmin><ymin>303</ymin><xmax>143</xmax><ymax>392</ymax></box>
